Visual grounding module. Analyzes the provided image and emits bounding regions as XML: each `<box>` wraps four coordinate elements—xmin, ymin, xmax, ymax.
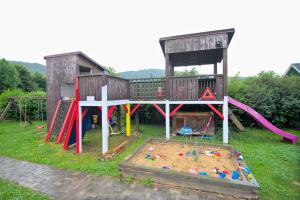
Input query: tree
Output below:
<box><xmin>107</xmin><ymin>66</ymin><xmax>119</xmax><ymax>77</ymax></box>
<box><xmin>32</xmin><ymin>72</ymin><xmax>46</xmax><ymax>91</ymax></box>
<box><xmin>15</xmin><ymin>65</ymin><xmax>37</xmax><ymax>92</ymax></box>
<box><xmin>0</xmin><ymin>59</ymin><xmax>20</xmax><ymax>93</ymax></box>
<box><xmin>175</xmin><ymin>67</ymin><xmax>199</xmax><ymax>76</ymax></box>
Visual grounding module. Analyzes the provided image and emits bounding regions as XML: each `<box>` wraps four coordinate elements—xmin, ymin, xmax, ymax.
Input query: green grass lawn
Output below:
<box><xmin>0</xmin><ymin>178</ymin><xmax>48</xmax><ymax>200</ymax></box>
<box><xmin>0</xmin><ymin>120</ymin><xmax>299</xmax><ymax>200</ymax></box>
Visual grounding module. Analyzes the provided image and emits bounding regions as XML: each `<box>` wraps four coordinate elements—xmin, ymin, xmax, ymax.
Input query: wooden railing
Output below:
<box><xmin>107</xmin><ymin>76</ymin><xmax>130</xmax><ymax>100</ymax></box>
<box><xmin>78</xmin><ymin>74</ymin><xmax>130</xmax><ymax>101</ymax></box>
<box><xmin>168</xmin><ymin>75</ymin><xmax>224</xmax><ymax>100</ymax></box>
<box><xmin>78</xmin><ymin>74</ymin><xmax>224</xmax><ymax>101</ymax></box>
<box><xmin>129</xmin><ymin>77</ymin><xmax>166</xmax><ymax>100</ymax></box>
<box><xmin>129</xmin><ymin>75</ymin><xmax>224</xmax><ymax>101</ymax></box>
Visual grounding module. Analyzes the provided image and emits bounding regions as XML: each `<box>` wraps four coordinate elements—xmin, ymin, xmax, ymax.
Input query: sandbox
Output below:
<box><xmin>119</xmin><ymin>138</ymin><xmax>260</xmax><ymax>199</ymax></box>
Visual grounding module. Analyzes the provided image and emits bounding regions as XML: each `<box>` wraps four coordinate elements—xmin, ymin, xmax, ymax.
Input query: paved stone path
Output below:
<box><xmin>0</xmin><ymin>157</ymin><xmax>221</xmax><ymax>200</ymax></box>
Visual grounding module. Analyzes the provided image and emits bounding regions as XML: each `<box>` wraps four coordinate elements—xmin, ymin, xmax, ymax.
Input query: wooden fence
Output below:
<box><xmin>78</xmin><ymin>74</ymin><xmax>129</xmax><ymax>101</ymax></box>
<box><xmin>79</xmin><ymin>74</ymin><xmax>224</xmax><ymax>101</ymax></box>
<box><xmin>107</xmin><ymin>76</ymin><xmax>130</xmax><ymax>100</ymax></box>
<box><xmin>129</xmin><ymin>77</ymin><xmax>166</xmax><ymax>100</ymax></box>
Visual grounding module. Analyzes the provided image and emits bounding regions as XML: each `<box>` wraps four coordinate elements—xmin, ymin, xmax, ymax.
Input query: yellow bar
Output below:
<box><xmin>126</xmin><ymin>104</ymin><xmax>131</xmax><ymax>136</ymax></box>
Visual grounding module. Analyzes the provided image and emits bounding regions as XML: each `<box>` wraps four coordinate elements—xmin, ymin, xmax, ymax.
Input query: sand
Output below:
<box><xmin>129</xmin><ymin>141</ymin><xmax>239</xmax><ymax>180</ymax></box>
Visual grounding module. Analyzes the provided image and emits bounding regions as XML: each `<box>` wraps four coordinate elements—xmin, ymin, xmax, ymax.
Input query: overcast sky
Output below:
<box><xmin>0</xmin><ymin>0</ymin><xmax>299</xmax><ymax>76</ymax></box>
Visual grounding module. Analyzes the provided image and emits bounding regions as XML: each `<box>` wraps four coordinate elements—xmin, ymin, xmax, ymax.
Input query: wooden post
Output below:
<box><xmin>101</xmin><ymin>85</ymin><xmax>109</xmax><ymax>154</ymax></box>
<box><xmin>165</xmin><ymin>100</ymin><xmax>170</xmax><ymax>140</ymax></box>
<box><xmin>229</xmin><ymin>108</ymin><xmax>245</xmax><ymax>132</ymax></box>
<box><xmin>116</xmin><ymin>105</ymin><xmax>121</xmax><ymax>132</ymax></box>
<box><xmin>223</xmin><ymin>96</ymin><xmax>229</xmax><ymax>143</ymax></box>
<box><xmin>165</xmin><ymin>54</ymin><xmax>170</xmax><ymax>99</ymax></box>
<box><xmin>170</xmin><ymin>59</ymin><xmax>174</xmax><ymax>76</ymax></box>
<box><xmin>135</xmin><ymin>110</ymin><xmax>140</xmax><ymax>134</ymax></box>
<box><xmin>223</xmin><ymin>48</ymin><xmax>228</xmax><ymax>96</ymax></box>
<box><xmin>170</xmin><ymin>66</ymin><xmax>174</xmax><ymax>76</ymax></box>
<box><xmin>214</xmin><ymin>63</ymin><xmax>217</xmax><ymax>75</ymax></box>
<box><xmin>0</xmin><ymin>100</ymin><xmax>12</xmax><ymax>121</ymax></box>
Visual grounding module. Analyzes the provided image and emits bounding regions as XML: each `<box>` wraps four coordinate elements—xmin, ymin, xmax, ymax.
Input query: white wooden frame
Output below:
<box><xmin>78</xmin><ymin>85</ymin><xmax>228</xmax><ymax>154</ymax></box>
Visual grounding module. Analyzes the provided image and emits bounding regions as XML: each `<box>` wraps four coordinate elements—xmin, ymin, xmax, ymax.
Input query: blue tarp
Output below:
<box><xmin>68</xmin><ymin>108</ymin><xmax>92</xmax><ymax>146</ymax></box>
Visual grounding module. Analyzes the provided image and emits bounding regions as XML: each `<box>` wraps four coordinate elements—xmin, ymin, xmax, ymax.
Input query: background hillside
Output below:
<box><xmin>7</xmin><ymin>61</ymin><xmax>165</xmax><ymax>79</ymax></box>
<box><xmin>10</xmin><ymin>61</ymin><xmax>46</xmax><ymax>74</ymax></box>
<box><xmin>119</xmin><ymin>68</ymin><xmax>164</xmax><ymax>79</ymax></box>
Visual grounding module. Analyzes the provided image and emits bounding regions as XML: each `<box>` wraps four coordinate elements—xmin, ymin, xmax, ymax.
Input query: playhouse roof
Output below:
<box><xmin>44</xmin><ymin>51</ymin><xmax>106</xmax><ymax>71</ymax></box>
<box><xmin>159</xmin><ymin>28</ymin><xmax>235</xmax><ymax>66</ymax></box>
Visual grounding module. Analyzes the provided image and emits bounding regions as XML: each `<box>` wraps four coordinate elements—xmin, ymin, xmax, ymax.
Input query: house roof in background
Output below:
<box><xmin>284</xmin><ymin>63</ymin><xmax>300</xmax><ymax>75</ymax></box>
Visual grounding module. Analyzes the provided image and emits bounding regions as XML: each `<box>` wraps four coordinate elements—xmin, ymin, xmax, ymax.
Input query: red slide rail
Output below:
<box><xmin>45</xmin><ymin>99</ymin><xmax>62</xmax><ymax>142</ymax></box>
<box><xmin>56</xmin><ymin>100</ymin><xmax>75</xmax><ymax>144</ymax></box>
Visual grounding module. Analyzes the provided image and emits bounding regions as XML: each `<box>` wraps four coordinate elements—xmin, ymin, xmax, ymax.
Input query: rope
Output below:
<box><xmin>24</xmin><ymin>99</ymin><xmax>27</xmax><ymax>125</ymax></box>
<box><xmin>19</xmin><ymin>99</ymin><xmax>21</xmax><ymax>123</ymax></box>
<box><xmin>41</xmin><ymin>99</ymin><xmax>44</xmax><ymax>122</ymax></box>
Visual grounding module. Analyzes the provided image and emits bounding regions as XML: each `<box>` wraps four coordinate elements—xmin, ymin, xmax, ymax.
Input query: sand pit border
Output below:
<box><xmin>119</xmin><ymin>138</ymin><xmax>260</xmax><ymax>199</ymax></box>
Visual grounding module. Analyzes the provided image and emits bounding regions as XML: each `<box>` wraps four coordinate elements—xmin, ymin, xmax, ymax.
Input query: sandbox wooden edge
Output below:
<box><xmin>119</xmin><ymin>138</ymin><xmax>260</xmax><ymax>199</ymax></box>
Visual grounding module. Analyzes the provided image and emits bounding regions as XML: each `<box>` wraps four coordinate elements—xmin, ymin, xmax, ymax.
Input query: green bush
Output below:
<box><xmin>229</xmin><ymin>71</ymin><xmax>300</xmax><ymax>129</ymax></box>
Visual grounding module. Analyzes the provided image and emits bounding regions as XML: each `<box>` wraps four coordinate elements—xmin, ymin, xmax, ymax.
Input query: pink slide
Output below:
<box><xmin>228</xmin><ymin>97</ymin><xmax>298</xmax><ymax>144</ymax></box>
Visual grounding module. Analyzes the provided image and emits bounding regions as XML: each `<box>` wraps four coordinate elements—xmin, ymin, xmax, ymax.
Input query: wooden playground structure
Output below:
<box><xmin>44</xmin><ymin>27</ymin><xmax>297</xmax><ymax>158</ymax></box>
<box><xmin>45</xmin><ymin>28</ymin><xmax>235</xmax><ymax>155</ymax></box>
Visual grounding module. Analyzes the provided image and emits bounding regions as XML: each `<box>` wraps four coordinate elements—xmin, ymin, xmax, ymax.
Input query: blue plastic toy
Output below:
<box><xmin>244</xmin><ymin>167</ymin><xmax>251</xmax><ymax>174</ymax></box>
<box><xmin>219</xmin><ymin>173</ymin><xmax>226</xmax><ymax>179</ymax></box>
<box><xmin>231</xmin><ymin>170</ymin><xmax>240</xmax><ymax>180</ymax></box>
<box><xmin>199</xmin><ymin>171</ymin><xmax>208</xmax><ymax>176</ymax></box>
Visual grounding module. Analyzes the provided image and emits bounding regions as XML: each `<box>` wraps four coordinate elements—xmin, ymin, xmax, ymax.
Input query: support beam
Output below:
<box><xmin>0</xmin><ymin>100</ymin><xmax>13</xmax><ymax>121</ymax></box>
<box><xmin>165</xmin><ymin>100</ymin><xmax>170</xmax><ymax>140</ymax></box>
<box><xmin>107</xmin><ymin>105</ymin><xmax>116</xmax><ymax>119</ymax></box>
<box><xmin>223</xmin><ymin>96</ymin><xmax>229</xmax><ymax>143</ymax></box>
<box><xmin>135</xmin><ymin>110</ymin><xmax>140</xmax><ymax>134</ymax></box>
<box><xmin>116</xmin><ymin>106</ymin><xmax>121</xmax><ymax>132</ymax></box>
<box><xmin>46</xmin><ymin>99</ymin><xmax>62</xmax><ymax>142</ymax></box>
<box><xmin>130</xmin><ymin>104</ymin><xmax>141</xmax><ymax>117</ymax></box>
<box><xmin>78</xmin><ymin>105</ymin><xmax>82</xmax><ymax>153</ymax></box>
<box><xmin>126</xmin><ymin>104</ymin><xmax>131</xmax><ymax>136</ymax></box>
<box><xmin>214</xmin><ymin>63</ymin><xmax>217</xmax><ymax>75</ymax></box>
<box><xmin>169</xmin><ymin>104</ymin><xmax>183</xmax><ymax>117</ymax></box>
<box><xmin>152</xmin><ymin>104</ymin><xmax>166</xmax><ymax>117</ymax></box>
<box><xmin>101</xmin><ymin>85</ymin><xmax>109</xmax><ymax>154</ymax></box>
<box><xmin>63</xmin><ymin>106</ymin><xmax>76</xmax><ymax>150</ymax></box>
<box><xmin>75</xmin><ymin>78</ymin><xmax>80</xmax><ymax>154</ymax></box>
<box><xmin>207</xmin><ymin>104</ymin><xmax>224</xmax><ymax>120</ymax></box>
<box><xmin>170</xmin><ymin>66</ymin><xmax>174</xmax><ymax>76</ymax></box>
<box><xmin>223</xmin><ymin>48</ymin><xmax>228</xmax><ymax>96</ymax></box>
<box><xmin>229</xmin><ymin>108</ymin><xmax>245</xmax><ymax>132</ymax></box>
<box><xmin>56</xmin><ymin>100</ymin><xmax>75</xmax><ymax>144</ymax></box>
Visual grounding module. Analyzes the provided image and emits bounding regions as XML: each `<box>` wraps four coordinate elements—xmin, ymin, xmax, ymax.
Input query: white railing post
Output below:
<box><xmin>78</xmin><ymin>104</ymin><xmax>82</xmax><ymax>153</ymax></box>
<box><xmin>165</xmin><ymin>100</ymin><xmax>170</xmax><ymax>140</ymax></box>
<box><xmin>223</xmin><ymin>96</ymin><xmax>229</xmax><ymax>143</ymax></box>
<box><xmin>101</xmin><ymin>85</ymin><xmax>109</xmax><ymax>154</ymax></box>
